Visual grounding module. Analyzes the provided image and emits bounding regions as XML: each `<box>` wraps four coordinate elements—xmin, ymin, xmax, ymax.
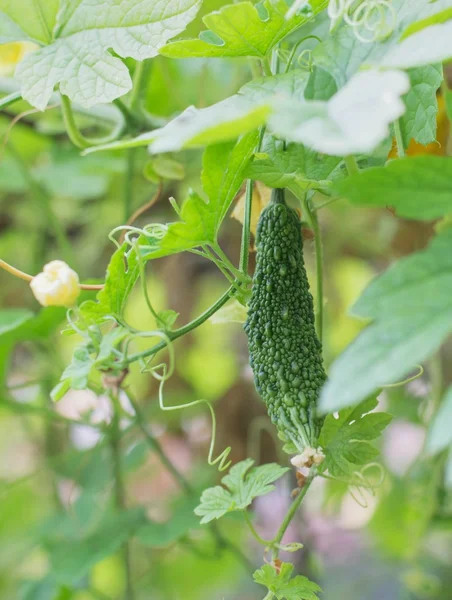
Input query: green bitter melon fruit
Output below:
<box><xmin>244</xmin><ymin>188</ymin><xmax>326</xmax><ymax>453</ymax></box>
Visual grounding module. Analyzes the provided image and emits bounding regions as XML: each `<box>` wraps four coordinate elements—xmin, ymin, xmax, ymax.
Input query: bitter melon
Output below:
<box><xmin>244</xmin><ymin>188</ymin><xmax>326</xmax><ymax>452</ymax></box>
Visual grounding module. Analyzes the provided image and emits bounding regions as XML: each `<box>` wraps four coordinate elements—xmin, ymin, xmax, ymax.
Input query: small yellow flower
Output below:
<box><xmin>30</xmin><ymin>260</ymin><xmax>80</xmax><ymax>307</ymax></box>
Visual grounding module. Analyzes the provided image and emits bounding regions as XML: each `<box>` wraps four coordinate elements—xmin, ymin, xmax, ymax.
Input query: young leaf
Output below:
<box><xmin>246</xmin><ymin>135</ymin><xmax>343</xmax><ymax>194</ymax></box>
<box><xmin>11</xmin><ymin>0</ymin><xmax>202</xmax><ymax>109</ymax></box>
<box><xmin>160</xmin><ymin>0</ymin><xmax>328</xmax><ymax>59</ymax></box>
<box><xmin>334</xmin><ymin>156</ymin><xmax>452</xmax><ymax>220</ymax></box>
<box><xmin>270</xmin><ymin>69</ymin><xmax>409</xmax><ymax>156</ymax></box>
<box><xmin>319</xmin><ymin>397</ymin><xmax>392</xmax><ymax>477</ymax></box>
<box><xmin>141</xmin><ymin>131</ymin><xmax>258</xmax><ymax>259</ymax></box>
<box><xmin>60</xmin><ymin>346</ymin><xmax>94</xmax><ymax>391</ymax></box>
<box><xmin>399</xmin><ymin>65</ymin><xmax>442</xmax><ymax>147</ymax></box>
<box><xmin>85</xmin><ymin>96</ymin><xmax>270</xmax><ymax>155</ymax></box>
<box><xmin>79</xmin><ymin>244</ymin><xmax>140</xmax><ymax>325</ymax></box>
<box><xmin>425</xmin><ymin>387</ymin><xmax>452</xmax><ymax>455</ymax></box>
<box><xmin>319</xmin><ymin>231</ymin><xmax>452</xmax><ymax>412</ymax></box>
<box><xmin>254</xmin><ymin>562</ymin><xmax>322</xmax><ymax>600</ymax></box>
<box><xmin>194</xmin><ymin>459</ymin><xmax>289</xmax><ymax>524</ymax></box>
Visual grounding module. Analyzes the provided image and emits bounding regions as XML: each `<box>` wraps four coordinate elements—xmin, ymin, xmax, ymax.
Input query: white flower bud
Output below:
<box><xmin>291</xmin><ymin>446</ymin><xmax>325</xmax><ymax>470</ymax></box>
<box><xmin>30</xmin><ymin>260</ymin><xmax>80</xmax><ymax>307</ymax></box>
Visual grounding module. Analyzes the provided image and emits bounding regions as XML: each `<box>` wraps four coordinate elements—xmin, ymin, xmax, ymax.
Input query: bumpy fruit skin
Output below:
<box><xmin>244</xmin><ymin>188</ymin><xmax>326</xmax><ymax>452</ymax></box>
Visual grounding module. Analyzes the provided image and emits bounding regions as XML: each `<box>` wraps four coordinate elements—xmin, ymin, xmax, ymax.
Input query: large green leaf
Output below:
<box><xmin>246</xmin><ymin>135</ymin><xmax>344</xmax><ymax>193</ymax></box>
<box><xmin>269</xmin><ymin>69</ymin><xmax>409</xmax><ymax>156</ymax></box>
<box><xmin>141</xmin><ymin>131</ymin><xmax>258</xmax><ymax>259</ymax></box>
<box><xmin>334</xmin><ymin>156</ymin><xmax>452</xmax><ymax>220</ymax></box>
<box><xmin>9</xmin><ymin>0</ymin><xmax>202</xmax><ymax>109</ymax></box>
<box><xmin>160</xmin><ymin>0</ymin><xmax>328</xmax><ymax>59</ymax></box>
<box><xmin>319</xmin><ymin>231</ymin><xmax>452</xmax><ymax>412</ymax></box>
<box><xmin>85</xmin><ymin>95</ymin><xmax>270</xmax><ymax>155</ymax></box>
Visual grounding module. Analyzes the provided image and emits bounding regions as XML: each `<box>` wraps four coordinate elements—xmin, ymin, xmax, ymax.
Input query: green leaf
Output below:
<box><xmin>254</xmin><ymin>562</ymin><xmax>322</xmax><ymax>600</ymax></box>
<box><xmin>160</xmin><ymin>0</ymin><xmax>328</xmax><ymax>59</ymax></box>
<box><xmin>141</xmin><ymin>131</ymin><xmax>258</xmax><ymax>259</ymax></box>
<box><xmin>246</xmin><ymin>135</ymin><xmax>343</xmax><ymax>193</ymax></box>
<box><xmin>319</xmin><ymin>397</ymin><xmax>392</xmax><ymax>477</ymax></box>
<box><xmin>304</xmin><ymin>66</ymin><xmax>338</xmax><ymax>101</ymax></box>
<box><xmin>194</xmin><ymin>458</ymin><xmax>288</xmax><ymax>524</ymax></box>
<box><xmin>426</xmin><ymin>387</ymin><xmax>452</xmax><ymax>455</ymax></box>
<box><xmin>319</xmin><ymin>231</ymin><xmax>452</xmax><ymax>412</ymax></box>
<box><xmin>85</xmin><ymin>95</ymin><xmax>269</xmax><ymax>155</ymax></box>
<box><xmin>399</xmin><ymin>65</ymin><xmax>442</xmax><ymax>146</ymax></box>
<box><xmin>49</xmin><ymin>508</ymin><xmax>146</xmax><ymax>585</ymax></box>
<box><xmin>60</xmin><ymin>346</ymin><xmax>94</xmax><ymax>391</ymax></box>
<box><xmin>11</xmin><ymin>0</ymin><xmax>202</xmax><ymax>109</ymax></box>
<box><xmin>0</xmin><ymin>0</ymin><xmax>59</xmax><ymax>44</ymax></box>
<box><xmin>381</xmin><ymin>20</ymin><xmax>452</xmax><ymax>69</ymax></box>
<box><xmin>334</xmin><ymin>156</ymin><xmax>452</xmax><ymax>220</ymax></box>
<box><xmin>269</xmin><ymin>69</ymin><xmax>409</xmax><ymax>156</ymax></box>
<box><xmin>79</xmin><ymin>244</ymin><xmax>140</xmax><ymax>325</ymax></box>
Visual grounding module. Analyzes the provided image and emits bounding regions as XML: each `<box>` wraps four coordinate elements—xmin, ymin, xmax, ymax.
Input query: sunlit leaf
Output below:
<box><xmin>160</xmin><ymin>0</ymin><xmax>328</xmax><ymax>59</ymax></box>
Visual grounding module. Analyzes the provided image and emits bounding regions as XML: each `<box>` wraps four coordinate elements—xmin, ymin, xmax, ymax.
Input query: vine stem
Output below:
<box><xmin>393</xmin><ymin>119</ymin><xmax>406</xmax><ymax>158</ymax></box>
<box><xmin>109</xmin><ymin>392</ymin><xmax>135</xmax><ymax>600</ymax></box>
<box><xmin>60</xmin><ymin>93</ymin><xmax>124</xmax><ymax>149</ymax></box>
<box><xmin>121</xmin><ymin>284</ymin><xmax>235</xmax><ymax>366</ymax></box>
<box><xmin>308</xmin><ymin>203</ymin><xmax>324</xmax><ymax>343</ymax></box>
<box><xmin>301</xmin><ymin>195</ymin><xmax>324</xmax><ymax>343</ymax></box>
<box><xmin>271</xmin><ymin>468</ymin><xmax>317</xmax><ymax>559</ymax></box>
<box><xmin>243</xmin><ymin>510</ymin><xmax>272</xmax><ymax>546</ymax></box>
<box><xmin>0</xmin><ymin>90</ymin><xmax>22</xmax><ymax>109</ymax></box>
<box><xmin>124</xmin><ymin>148</ymin><xmax>137</xmax><ymax>221</ymax></box>
<box><xmin>344</xmin><ymin>155</ymin><xmax>360</xmax><ymax>176</ymax></box>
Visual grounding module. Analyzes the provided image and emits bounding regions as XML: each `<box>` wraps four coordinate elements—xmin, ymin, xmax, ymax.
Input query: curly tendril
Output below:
<box><xmin>328</xmin><ymin>0</ymin><xmax>396</xmax><ymax>42</ymax></box>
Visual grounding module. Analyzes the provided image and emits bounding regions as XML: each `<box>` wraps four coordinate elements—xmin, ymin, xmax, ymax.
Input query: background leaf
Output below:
<box><xmin>320</xmin><ymin>231</ymin><xmax>452</xmax><ymax>412</ymax></box>
<box><xmin>335</xmin><ymin>156</ymin><xmax>452</xmax><ymax>220</ymax></box>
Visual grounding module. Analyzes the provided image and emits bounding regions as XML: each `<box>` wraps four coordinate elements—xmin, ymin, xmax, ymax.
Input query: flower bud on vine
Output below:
<box><xmin>30</xmin><ymin>260</ymin><xmax>80</xmax><ymax>307</ymax></box>
<box><xmin>291</xmin><ymin>447</ymin><xmax>325</xmax><ymax>470</ymax></box>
